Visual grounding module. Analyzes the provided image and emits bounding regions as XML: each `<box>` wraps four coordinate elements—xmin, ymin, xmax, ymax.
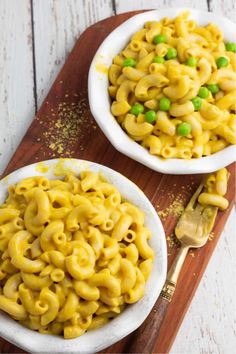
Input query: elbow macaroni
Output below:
<box><xmin>0</xmin><ymin>172</ymin><xmax>154</xmax><ymax>339</ymax></box>
<box><xmin>108</xmin><ymin>11</ymin><xmax>236</xmax><ymax>159</ymax></box>
<box><xmin>198</xmin><ymin>168</ymin><xmax>229</xmax><ymax>210</ymax></box>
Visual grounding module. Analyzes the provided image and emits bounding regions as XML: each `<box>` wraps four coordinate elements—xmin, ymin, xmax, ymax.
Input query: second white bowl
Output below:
<box><xmin>0</xmin><ymin>158</ymin><xmax>167</xmax><ymax>353</ymax></box>
<box><xmin>88</xmin><ymin>8</ymin><xmax>236</xmax><ymax>175</ymax></box>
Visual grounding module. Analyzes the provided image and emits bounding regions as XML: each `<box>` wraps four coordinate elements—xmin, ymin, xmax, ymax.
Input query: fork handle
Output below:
<box><xmin>128</xmin><ymin>295</ymin><xmax>169</xmax><ymax>353</ymax></box>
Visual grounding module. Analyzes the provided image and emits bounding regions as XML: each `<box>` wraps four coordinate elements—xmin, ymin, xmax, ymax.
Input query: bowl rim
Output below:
<box><xmin>88</xmin><ymin>8</ymin><xmax>236</xmax><ymax>175</ymax></box>
<box><xmin>0</xmin><ymin>158</ymin><xmax>167</xmax><ymax>353</ymax></box>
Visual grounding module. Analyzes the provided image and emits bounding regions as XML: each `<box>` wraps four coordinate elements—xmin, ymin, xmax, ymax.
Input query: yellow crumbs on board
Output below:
<box><xmin>208</xmin><ymin>232</ymin><xmax>215</xmax><ymax>241</ymax></box>
<box><xmin>42</xmin><ymin>93</ymin><xmax>97</xmax><ymax>157</ymax></box>
<box><xmin>166</xmin><ymin>233</ymin><xmax>181</xmax><ymax>249</ymax></box>
<box><xmin>157</xmin><ymin>195</ymin><xmax>185</xmax><ymax>219</ymax></box>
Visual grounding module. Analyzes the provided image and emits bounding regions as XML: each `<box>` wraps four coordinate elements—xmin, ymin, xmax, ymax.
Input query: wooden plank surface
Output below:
<box><xmin>115</xmin><ymin>0</ymin><xmax>208</xmax><ymax>13</ymax></box>
<box><xmin>33</xmin><ymin>0</ymin><xmax>114</xmax><ymax>107</ymax></box>
<box><xmin>208</xmin><ymin>0</ymin><xmax>236</xmax><ymax>21</ymax></box>
<box><xmin>0</xmin><ymin>9</ymin><xmax>235</xmax><ymax>354</ymax></box>
<box><xmin>0</xmin><ymin>0</ymin><xmax>35</xmax><ymax>173</ymax></box>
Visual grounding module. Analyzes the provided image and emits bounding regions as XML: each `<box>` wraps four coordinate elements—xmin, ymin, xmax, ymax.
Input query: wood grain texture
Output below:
<box><xmin>115</xmin><ymin>0</ymin><xmax>208</xmax><ymax>13</ymax></box>
<box><xmin>208</xmin><ymin>0</ymin><xmax>236</xmax><ymax>21</ymax></box>
<box><xmin>0</xmin><ymin>10</ymin><xmax>235</xmax><ymax>354</ymax></box>
<box><xmin>33</xmin><ymin>0</ymin><xmax>114</xmax><ymax>108</ymax></box>
<box><xmin>0</xmin><ymin>0</ymin><xmax>35</xmax><ymax>174</ymax></box>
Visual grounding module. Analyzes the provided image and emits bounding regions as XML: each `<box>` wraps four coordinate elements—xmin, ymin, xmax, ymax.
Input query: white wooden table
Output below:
<box><xmin>0</xmin><ymin>1</ymin><xmax>235</xmax><ymax>353</ymax></box>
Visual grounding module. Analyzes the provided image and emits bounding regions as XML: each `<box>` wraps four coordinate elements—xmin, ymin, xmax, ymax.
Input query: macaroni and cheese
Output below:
<box><xmin>108</xmin><ymin>11</ymin><xmax>236</xmax><ymax>159</ymax></box>
<box><xmin>0</xmin><ymin>172</ymin><xmax>154</xmax><ymax>339</ymax></box>
<box><xmin>198</xmin><ymin>167</ymin><xmax>229</xmax><ymax>210</ymax></box>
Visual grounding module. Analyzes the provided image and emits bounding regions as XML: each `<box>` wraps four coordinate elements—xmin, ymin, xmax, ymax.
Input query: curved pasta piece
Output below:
<box><xmin>111</xmin><ymin>100</ymin><xmax>131</xmax><ymax>116</ymax></box>
<box><xmin>135</xmin><ymin>74</ymin><xmax>169</xmax><ymax>100</ymax></box>
<box><xmin>87</xmin><ymin>226</ymin><xmax>104</xmax><ymax>258</ymax></box>
<box><xmin>179</xmin><ymin>78</ymin><xmax>201</xmax><ymax>103</ymax></box>
<box><xmin>8</xmin><ymin>231</ymin><xmax>45</xmax><ymax>273</ymax></box>
<box><xmin>215</xmin><ymin>168</ymin><xmax>228</xmax><ymax>196</ymax></box>
<box><xmin>0</xmin><ymin>209</ymin><xmax>20</xmax><ymax>224</ymax></box>
<box><xmin>215</xmin><ymin>90</ymin><xmax>236</xmax><ymax>110</ymax></box>
<box><xmin>78</xmin><ymin>301</ymin><xmax>99</xmax><ymax>317</ymax></box>
<box><xmin>135</xmin><ymin>227</ymin><xmax>154</xmax><ymax>259</ymax></box>
<box><xmin>197</xmin><ymin>58</ymin><xmax>212</xmax><ymax>85</ymax></box>
<box><xmin>24</xmin><ymin>199</ymin><xmax>44</xmax><ymax>236</ymax></box>
<box><xmin>19</xmin><ymin>284</ymin><xmax>47</xmax><ymax>316</ymax></box>
<box><xmin>163</xmin><ymin>75</ymin><xmax>191</xmax><ymax>99</ymax></box>
<box><xmin>208</xmin><ymin>68</ymin><xmax>236</xmax><ymax>85</ymax></box>
<box><xmin>66</xmin><ymin>204</ymin><xmax>97</xmax><ymax>232</ymax></box>
<box><xmin>142</xmin><ymin>135</ymin><xmax>162</xmax><ymax>155</ymax></box>
<box><xmin>122</xmin><ymin>67</ymin><xmax>146</xmax><ymax>81</ymax></box>
<box><xmin>3</xmin><ymin>273</ymin><xmax>21</xmax><ymax>301</ymax></box>
<box><xmin>89</xmin><ymin>269</ymin><xmax>121</xmax><ymax>297</ymax></box>
<box><xmin>124</xmin><ymin>268</ymin><xmax>145</xmax><ymax>304</ymax></box>
<box><xmin>38</xmin><ymin>287</ymin><xmax>60</xmax><ymax>326</ymax></box>
<box><xmin>64</xmin><ymin>324</ymin><xmax>85</xmax><ymax>339</ymax></box>
<box><xmin>124</xmin><ymin>244</ymin><xmax>139</xmax><ymax>265</ymax></box>
<box><xmin>57</xmin><ymin>291</ymin><xmax>79</xmax><ymax>322</ymax></box>
<box><xmin>136</xmin><ymin>51</ymin><xmax>155</xmax><ymax>72</ymax></box>
<box><xmin>0</xmin><ymin>294</ymin><xmax>27</xmax><ymax>320</ymax></box>
<box><xmin>101</xmin><ymin>234</ymin><xmax>119</xmax><ymax>259</ymax></box>
<box><xmin>139</xmin><ymin>258</ymin><xmax>153</xmax><ymax>281</ymax></box>
<box><xmin>21</xmin><ymin>272</ymin><xmax>52</xmax><ymax>291</ymax></box>
<box><xmin>214</xmin><ymin>124</ymin><xmax>236</xmax><ymax>144</ymax></box>
<box><xmin>200</xmin><ymin>100</ymin><xmax>226</xmax><ymax>120</ymax></box>
<box><xmin>66</xmin><ymin>241</ymin><xmax>95</xmax><ymax>280</ymax></box>
<box><xmin>111</xmin><ymin>214</ymin><xmax>132</xmax><ymax>242</ymax></box>
<box><xmin>74</xmin><ymin>280</ymin><xmax>100</xmax><ymax>301</ymax></box>
<box><xmin>155</xmin><ymin>111</ymin><xmax>176</xmax><ymax>136</ymax></box>
<box><xmin>108</xmin><ymin>64</ymin><xmax>122</xmax><ymax>85</ymax></box>
<box><xmin>169</xmin><ymin>101</ymin><xmax>194</xmax><ymax>117</ymax></box>
<box><xmin>119</xmin><ymin>258</ymin><xmax>136</xmax><ymax>294</ymax></box>
<box><xmin>123</xmin><ymin>114</ymin><xmax>153</xmax><ymax>137</ymax></box>
<box><xmin>40</xmin><ymin>221</ymin><xmax>66</xmax><ymax>252</ymax></box>
<box><xmin>198</xmin><ymin>193</ymin><xmax>229</xmax><ymax>210</ymax></box>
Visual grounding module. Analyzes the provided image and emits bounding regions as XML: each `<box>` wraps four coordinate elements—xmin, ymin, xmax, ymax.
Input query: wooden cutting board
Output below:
<box><xmin>0</xmin><ymin>10</ymin><xmax>235</xmax><ymax>354</ymax></box>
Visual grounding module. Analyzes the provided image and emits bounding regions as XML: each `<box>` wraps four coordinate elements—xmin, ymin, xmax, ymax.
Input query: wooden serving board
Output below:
<box><xmin>0</xmin><ymin>10</ymin><xmax>235</xmax><ymax>354</ymax></box>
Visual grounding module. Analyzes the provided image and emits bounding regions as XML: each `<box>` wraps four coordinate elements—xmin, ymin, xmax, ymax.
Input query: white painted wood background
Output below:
<box><xmin>0</xmin><ymin>0</ymin><xmax>235</xmax><ymax>353</ymax></box>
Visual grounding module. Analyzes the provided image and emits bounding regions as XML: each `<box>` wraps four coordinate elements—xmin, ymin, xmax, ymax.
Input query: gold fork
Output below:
<box><xmin>128</xmin><ymin>182</ymin><xmax>218</xmax><ymax>353</ymax></box>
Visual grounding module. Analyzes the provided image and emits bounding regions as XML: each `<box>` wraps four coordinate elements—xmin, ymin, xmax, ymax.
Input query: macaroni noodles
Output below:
<box><xmin>198</xmin><ymin>167</ymin><xmax>229</xmax><ymax>210</ymax></box>
<box><xmin>108</xmin><ymin>11</ymin><xmax>236</xmax><ymax>159</ymax></box>
<box><xmin>0</xmin><ymin>172</ymin><xmax>154</xmax><ymax>338</ymax></box>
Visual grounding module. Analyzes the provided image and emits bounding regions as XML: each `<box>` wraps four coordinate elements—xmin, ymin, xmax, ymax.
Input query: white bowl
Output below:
<box><xmin>88</xmin><ymin>8</ymin><xmax>236</xmax><ymax>175</ymax></box>
<box><xmin>0</xmin><ymin>158</ymin><xmax>167</xmax><ymax>354</ymax></box>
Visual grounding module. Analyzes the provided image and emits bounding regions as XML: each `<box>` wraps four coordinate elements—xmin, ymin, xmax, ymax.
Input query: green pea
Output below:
<box><xmin>153</xmin><ymin>34</ymin><xmax>167</xmax><ymax>44</ymax></box>
<box><xmin>153</xmin><ymin>56</ymin><xmax>165</xmax><ymax>64</ymax></box>
<box><xmin>225</xmin><ymin>42</ymin><xmax>236</xmax><ymax>53</ymax></box>
<box><xmin>186</xmin><ymin>57</ymin><xmax>198</xmax><ymax>67</ymax></box>
<box><xmin>145</xmin><ymin>110</ymin><xmax>156</xmax><ymax>123</ymax></box>
<box><xmin>198</xmin><ymin>87</ymin><xmax>209</xmax><ymax>99</ymax></box>
<box><xmin>159</xmin><ymin>97</ymin><xmax>171</xmax><ymax>111</ymax></box>
<box><xmin>207</xmin><ymin>84</ymin><xmax>220</xmax><ymax>94</ymax></box>
<box><xmin>191</xmin><ymin>97</ymin><xmax>202</xmax><ymax>110</ymax></box>
<box><xmin>122</xmin><ymin>58</ymin><xmax>136</xmax><ymax>67</ymax></box>
<box><xmin>165</xmin><ymin>47</ymin><xmax>177</xmax><ymax>60</ymax></box>
<box><xmin>130</xmin><ymin>103</ymin><xmax>144</xmax><ymax>116</ymax></box>
<box><xmin>177</xmin><ymin>122</ymin><xmax>192</xmax><ymax>136</ymax></box>
<box><xmin>216</xmin><ymin>56</ymin><xmax>228</xmax><ymax>68</ymax></box>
